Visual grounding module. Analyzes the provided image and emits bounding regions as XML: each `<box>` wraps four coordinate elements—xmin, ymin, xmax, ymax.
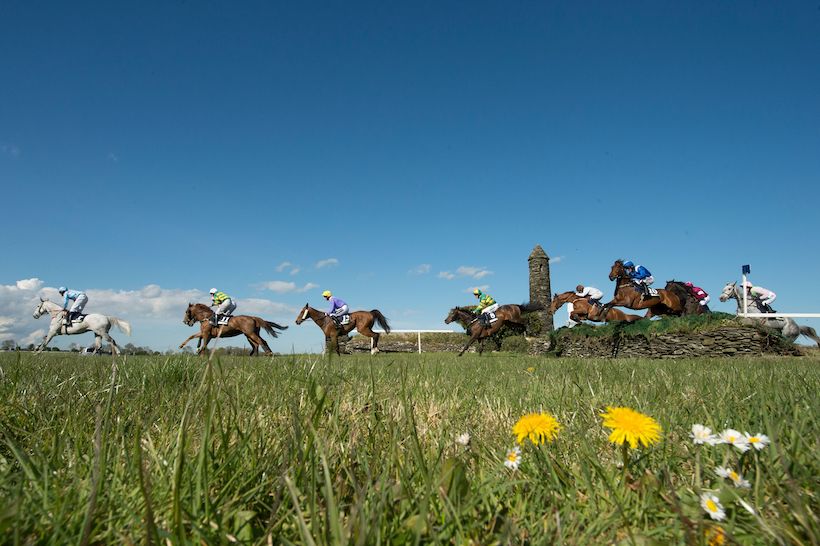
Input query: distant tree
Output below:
<box><xmin>26</xmin><ymin>343</ymin><xmax>35</xmax><ymax>351</ymax></box>
<box><xmin>1</xmin><ymin>339</ymin><xmax>16</xmax><ymax>351</ymax></box>
<box><xmin>68</xmin><ymin>342</ymin><xmax>80</xmax><ymax>352</ymax></box>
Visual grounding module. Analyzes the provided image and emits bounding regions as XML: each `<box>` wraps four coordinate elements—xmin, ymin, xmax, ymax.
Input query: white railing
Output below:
<box><xmin>740</xmin><ymin>267</ymin><xmax>820</xmax><ymax>318</ymax></box>
<box><xmin>369</xmin><ymin>329</ymin><xmax>459</xmax><ymax>354</ymax></box>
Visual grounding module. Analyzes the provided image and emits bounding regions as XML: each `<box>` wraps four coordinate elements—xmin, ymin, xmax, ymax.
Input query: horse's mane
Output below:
<box><xmin>191</xmin><ymin>302</ymin><xmax>213</xmax><ymax>312</ymax></box>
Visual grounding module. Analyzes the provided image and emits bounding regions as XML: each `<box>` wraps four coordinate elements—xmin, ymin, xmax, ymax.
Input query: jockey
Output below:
<box><xmin>472</xmin><ymin>288</ymin><xmax>499</xmax><ymax>327</ymax></box>
<box><xmin>58</xmin><ymin>286</ymin><xmax>88</xmax><ymax>324</ymax></box>
<box><xmin>743</xmin><ymin>281</ymin><xmax>777</xmax><ymax>312</ymax></box>
<box><xmin>209</xmin><ymin>288</ymin><xmax>236</xmax><ymax>323</ymax></box>
<box><xmin>322</xmin><ymin>290</ymin><xmax>349</xmax><ymax>325</ymax></box>
<box><xmin>575</xmin><ymin>284</ymin><xmax>604</xmax><ymax>306</ymax></box>
<box><xmin>623</xmin><ymin>261</ymin><xmax>654</xmax><ymax>297</ymax></box>
<box><xmin>684</xmin><ymin>281</ymin><xmax>710</xmax><ymax>311</ymax></box>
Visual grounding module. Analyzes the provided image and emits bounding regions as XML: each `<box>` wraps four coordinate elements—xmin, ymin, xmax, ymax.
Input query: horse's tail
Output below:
<box><xmin>263</xmin><ymin>320</ymin><xmax>289</xmax><ymax>338</ymax></box>
<box><xmin>517</xmin><ymin>302</ymin><xmax>543</xmax><ymax>313</ymax></box>
<box><xmin>110</xmin><ymin>317</ymin><xmax>132</xmax><ymax>336</ymax></box>
<box><xmin>371</xmin><ymin>310</ymin><xmax>391</xmax><ymax>334</ymax></box>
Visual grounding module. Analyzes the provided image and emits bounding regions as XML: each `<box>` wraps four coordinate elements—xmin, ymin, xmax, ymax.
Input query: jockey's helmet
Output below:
<box><xmin>322</xmin><ymin>290</ymin><xmax>332</xmax><ymax>298</ymax></box>
<box><xmin>473</xmin><ymin>289</ymin><xmax>481</xmax><ymax>296</ymax></box>
<box><xmin>576</xmin><ymin>284</ymin><xmax>584</xmax><ymax>292</ymax></box>
<box><xmin>58</xmin><ymin>286</ymin><xmax>67</xmax><ymax>294</ymax></box>
<box><xmin>623</xmin><ymin>261</ymin><xmax>634</xmax><ymax>268</ymax></box>
<box><xmin>684</xmin><ymin>281</ymin><xmax>693</xmax><ymax>287</ymax></box>
<box><xmin>209</xmin><ymin>288</ymin><xmax>218</xmax><ymax>294</ymax></box>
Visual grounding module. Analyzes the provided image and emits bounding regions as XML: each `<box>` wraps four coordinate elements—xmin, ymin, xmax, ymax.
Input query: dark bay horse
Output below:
<box><xmin>550</xmin><ymin>291</ymin><xmax>642</xmax><ymax>324</ymax></box>
<box><xmin>181</xmin><ymin>303</ymin><xmax>288</xmax><ymax>356</ymax></box>
<box><xmin>444</xmin><ymin>303</ymin><xmax>541</xmax><ymax>356</ymax></box>
<box><xmin>605</xmin><ymin>260</ymin><xmax>684</xmax><ymax>318</ymax></box>
<box><xmin>295</xmin><ymin>304</ymin><xmax>391</xmax><ymax>355</ymax></box>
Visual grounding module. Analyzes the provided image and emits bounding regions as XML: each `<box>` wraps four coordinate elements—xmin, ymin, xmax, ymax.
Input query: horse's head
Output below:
<box><xmin>295</xmin><ymin>303</ymin><xmax>311</xmax><ymax>325</ymax></box>
<box><xmin>719</xmin><ymin>282</ymin><xmax>737</xmax><ymax>302</ymax></box>
<box><xmin>444</xmin><ymin>307</ymin><xmax>459</xmax><ymax>324</ymax></box>
<box><xmin>33</xmin><ymin>297</ymin><xmax>49</xmax><ymax>319</ymax></box>
<box><xmin>609</xmin><ymin>260</ymin><xmax>626</xmax><ymax>281</ymax></box>
<box><xmin>183</xmin><ymin>303</ymin><xmax>197</xmax><ymax>326</ymax></box>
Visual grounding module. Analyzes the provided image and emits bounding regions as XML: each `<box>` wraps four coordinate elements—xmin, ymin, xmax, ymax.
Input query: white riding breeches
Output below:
<box><xmin>699</xmin><ymin>295</ymin><xmax>711</xmax><ymax>306</ymax></box>
<box><xmin>636</xmin><ymin>276</ymin><xmax>654</xmax><ymax>286</ymax></box>
<box><xmin>69</xmin><ymin>294</ymin><xmax>88</xmax><ymax>314</ymax></box>
<box><xmin>217</xmin><ymin>299</ymin><xmax>236</xmax><ymax>316</ymax></box>
<box><xmin>330</xmin><ymin>304</ymin><xmax>349</xmax><ymax>318</ymax></box>
<box><xmin>481</xmin><ymin>303</ymin><xmax>499</xmax><ymax>315</ymax></box>
<box><xmin>759</xmin><ymin>294</ymin><xmax>776</xmax><ymax>306</ymax></box>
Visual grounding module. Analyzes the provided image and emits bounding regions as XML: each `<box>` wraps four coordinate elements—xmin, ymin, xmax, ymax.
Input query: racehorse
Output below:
<box><xmin>719</xmin><ymin>282</ymin><xmax>820</xmax><ymax>346</ymax></box>
<box><xmin>295</xmin><ymin>304</ymin><xmax>391</xmax><ymax>355</ymax></box>
<box><xmin>182</xmin><ymin>303</ymin><xmax>288</xmax><ymax>356</ymax></box>
<box><xmin>664</xmin><ymin>281</ymin><xmax>708</xmax><ymax>315</ymax></box>
<box><xmin>550</xmin><ymin>292</ymin><xmax>642</xmax><ymax>325</ymax></box>
<box><xmin>32</xmin><ymin>297</ymin><xmax>131</xmax><ymax>354</ymax></box>
<box><xmin>444</xmin><ymin>303</ymin><xmax>542</xmax><ymax>356</ymax></box>
<box><xmin>604</xmin><ymin>260</ymin><xmax>685</xmax><ymax>318</ymax></box>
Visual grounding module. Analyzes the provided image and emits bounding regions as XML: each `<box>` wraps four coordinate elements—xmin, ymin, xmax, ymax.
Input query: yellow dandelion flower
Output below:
<box><xmin>705</xmin><ymin>525</ymin><xmax>726</xmax><ymax>546</ymax></box>
<box><xmin>512</xmin><ymin>412</ymin><xmax>561</xmax><ymax>446</ymax></box>
<box><xmin>601</xmin><ymin>406</ymin><xmax>662</xmax><ymax>449</ymax></box>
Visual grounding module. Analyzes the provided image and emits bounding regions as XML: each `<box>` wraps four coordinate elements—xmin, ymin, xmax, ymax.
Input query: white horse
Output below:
<box><xmin>32</xmin><ymin>297</ymin><xmax>132</xmax><ymax>354</ymax></box>
<box><xmin>719</xmin><ymin>282</ymin><xmax>820</xmax><ymax>346</ymax></box>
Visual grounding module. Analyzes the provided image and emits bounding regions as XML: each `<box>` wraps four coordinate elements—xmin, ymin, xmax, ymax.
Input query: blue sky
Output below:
<box><xmin>2</xmin><ymin>1</ymin><xmax>819</xmax><ymax>352</ymax></box>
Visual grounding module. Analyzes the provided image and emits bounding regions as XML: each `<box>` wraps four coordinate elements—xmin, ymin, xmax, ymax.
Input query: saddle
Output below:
<box><xmin>479</xmin><ymin>312</ymin><xmax>498</xmax><ymax>327</ymax></box>
<box><xmin>210</xmin><ymin>314</ymin><xmax>232</xmax><ymax>326</ymax></box>
<box><xmin>332</xmin><ymin>314</ymin><xmax>351</xmax><ymax>327</ymax></box>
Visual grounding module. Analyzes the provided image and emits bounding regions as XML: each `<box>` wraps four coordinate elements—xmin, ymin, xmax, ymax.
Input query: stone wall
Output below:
<box><xmin>552</xmin><ymin>326</ymin><xmax>803</xmax><ymax>358</ymax></box>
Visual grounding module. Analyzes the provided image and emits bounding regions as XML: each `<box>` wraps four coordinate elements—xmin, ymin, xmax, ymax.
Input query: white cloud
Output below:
<box><xmin>276</xmin><ymin>261</ymin><xmax>301</xmax><ymax>275</ymax></box>
<box><xmin>456</xmin><ymin>266</ymin><xmax>493</xmax><ymax>279</ymax></box>
<box><xmin>464</xmin><ymin>285</ymin><xmax>490</xmax><ymax>293</ymax></box>
<box><xmin>16</xmin><ymin>278</ymin><xmax>43</xmax><ymax>291</ymax></box>
<box><xmin>258</xmin><ymin>281</ymin><xmax>318</xmax><ymax>294</ymax></box>
<box><xmin>549</xmin><ymin>256</ymin><xmax>564</xmax><ymax>265</ymax></box>
<box><xmin>1</xmin><ymin>144</ymin><xmax>21</xmax><ymax>158</ymax></box>
<box><xmin>438</xmin><ymin>266</ymin><xmax>493</xmax><ymax>281</ymax></box>
<box><xmin>409</xmin><ymin>264</ymin><xmax>431</xmax><ymax>275</ymax></box>
<box><xmin>315</xmin><ymin>258</ymin><xmax>339</xmax><ymax>269</ymax></box>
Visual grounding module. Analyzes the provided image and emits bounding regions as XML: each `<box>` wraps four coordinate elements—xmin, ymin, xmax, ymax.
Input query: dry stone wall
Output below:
<box><xmin>553</xmin><ymin>326</ymin><xmax>802</xmax><ymax>358</ymax></box>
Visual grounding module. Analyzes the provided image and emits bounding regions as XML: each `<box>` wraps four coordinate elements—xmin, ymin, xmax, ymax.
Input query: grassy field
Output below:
<box><xmin>0</xmin><ymin>351</ymin><xmax>817</xmax><ymax>545</ymax></box>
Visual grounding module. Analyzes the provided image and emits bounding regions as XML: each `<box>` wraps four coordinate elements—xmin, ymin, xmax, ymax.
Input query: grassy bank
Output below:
<box><xmin>0</xmin><ymin>352</ymin><xmax>817</xmax><ymax>544</ymax></box>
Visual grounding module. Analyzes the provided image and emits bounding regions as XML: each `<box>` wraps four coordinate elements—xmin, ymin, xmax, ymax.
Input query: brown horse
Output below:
<box><xmin>604</xmin><ymin>260</ymin><xmax>684</xmax><ymax>318</ymax></box>
<box><xmin>444</xmin><ymin>303</ymin><xmax>542</xmax><ymax>356</ymax></box>
<box><xmin>550</xmin><ymin>291</ymin><xmax>642</xmax><ymax>324</ymax></box>
<box><xmin>181</xmin><ymin>303</ymin><xmax>288</xmax><ymax>356</ymax></box>
<box><xmin>294</xmin><ymin>304</ymin><xmax>391</xmax><ymax>356</ymax></box>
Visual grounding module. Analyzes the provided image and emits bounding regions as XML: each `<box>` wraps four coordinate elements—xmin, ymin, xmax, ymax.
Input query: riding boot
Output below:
<box><xmin>211</xmin><ymin>314</ymin><xmax>219</xmax><ymax>326</ymax></box>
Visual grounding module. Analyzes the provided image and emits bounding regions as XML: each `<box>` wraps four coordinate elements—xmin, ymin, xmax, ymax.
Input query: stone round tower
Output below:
<box><xmin>528</xmin><ymin>245</ymin><xmax>553</xmax><ymax>334</ymax></box>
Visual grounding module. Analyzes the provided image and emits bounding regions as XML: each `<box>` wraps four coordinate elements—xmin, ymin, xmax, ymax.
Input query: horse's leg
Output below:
<box><xmin>37</xmin><ymin>326</ymin><xmax>60</xmax><ymax>352</ymax></box>
<box><xmin>178</xmin><ymin>333</ymin><xmax>200</xmax><ymax>349</ymax></box>
<box><xmin>245</xmin><ymin>332</ymin><xmax>267</xmax><ymax>356</ymax></box>
<box><xmin>357</xmin><ymin>325</ymin><xmax>380</xmax><ymax>355</ymax></box>
<box><xmin>102</xmin><ymin>328</ymin><xmax>121</xmax><ymax>355</ymax></box>
<box><xmin>458</xmin><ymin>330</ymin><xmax>479</xmax><ymax>356</ymax></box>
<box><xmin>798</xmin><ymin>326</ymin><xmax>820</xmax><ymax>347</ymax></box>
<box><xmin>94</xmin><ymin>335</ymin><xmax>102</xmax><ymax>354</ymax></box>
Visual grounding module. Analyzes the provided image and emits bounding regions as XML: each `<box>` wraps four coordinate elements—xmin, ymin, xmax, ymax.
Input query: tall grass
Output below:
<box><xmin>0</xmin><ymin>352</ymin><xmax>817</xmax><ymax>544</ymax></box>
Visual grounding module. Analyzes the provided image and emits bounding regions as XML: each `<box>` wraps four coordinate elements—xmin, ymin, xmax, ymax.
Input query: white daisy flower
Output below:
<box><xmin>746</xmin><ymin>433</ymin><xmax>770</xmax><ymax>450</ymax></box>
<box><xmin>504</xmin><ymin>446</ymin><xmax>521</xmax><ymax>471</ymax></box>
<box><xmin>715</xmin><ymin>466</ymin><xmax>751</xmax><ymax>488</ymax></box>
<box><xmin>455</xmin><ymin>432</ymin><xmax>471</xmax><ymax>447</ymax></box>
<box><xmin>700</xmin><ymin>492</ymin><xmax>726</xmax><ymax>521</ymax></box>
<box><xmin>690</xmin><ymin>424</ymin><xmax>718</xmax><ymax>445</ymax></box>
<box><xmin>719</xmin><ymin>429</ymin><xmax>750</xmax><ymax>452</ymax></box>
